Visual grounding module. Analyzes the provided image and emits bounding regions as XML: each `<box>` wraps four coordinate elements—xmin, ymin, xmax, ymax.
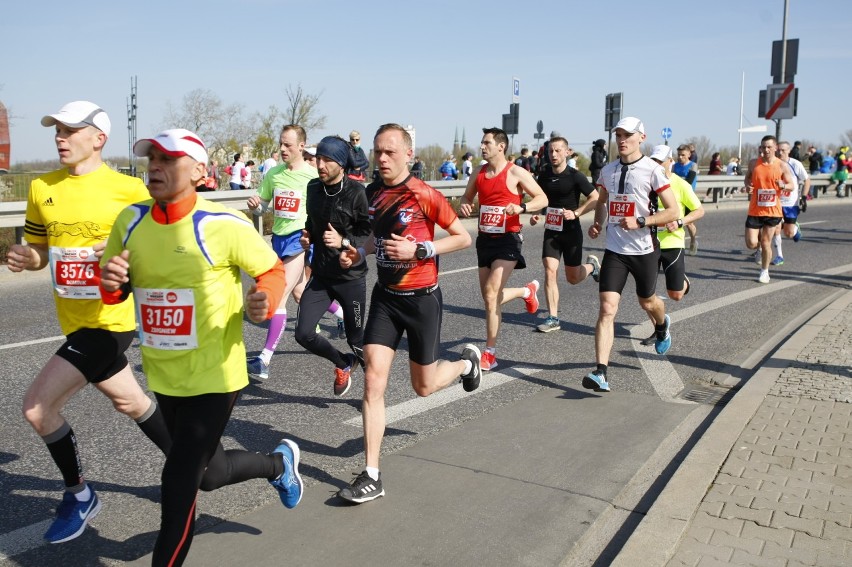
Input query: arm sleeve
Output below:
<box><xmin>255</xmin><ymin>259</ymin><xmax>286</xmax><ymax>320</ymax></box>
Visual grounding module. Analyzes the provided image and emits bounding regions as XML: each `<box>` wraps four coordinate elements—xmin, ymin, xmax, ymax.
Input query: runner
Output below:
<box><xmin>585</xmin><ymin>117</ymin><xmax>679</xmax><ymax>392</ymax></box>
<box><xmin>768</xmin><ymin>140</ymin><xmax>808</xmax><ymax>266</ymax></box>
<box><xmin>671</xmin><ymin>145</ymin><xmax>700</xmax><ymax>255</ymax></box>
<box><xmin>100</xmin><ymin>129</ymin><xmax>302</xmax><ymax>566</ymax></box>
<box><xmin>640</xmin><ymin>145</ymin><xmax>705</xmax><ymax>345</ymax></box>
<box><xmin>459</xmin><ymin>127</ymin><xmax>548</xmax><ymax>370</ymax></box>
<box><xmin>295</xmin><ymin>136</ymin><xmax>371</xmax><ymax>396</ymax></box>
<box><xmin>744</xmin><ymin>135</ymin><xmax>795</xmax><ymax>284</ymax></box>
<box><xmin>5</xmin><ymin>101</ymin><xmax>171</xmax><ymax>544</ymax></box>
<box><xmin>335</xmin><ymin>124</ymin><xmax>480</xmax><ymax>504</ymax></box>
<box><xmin>529</xmin><ymin>135</ymin><xmax>600</xmax><ymax>332</ymax></box>
<box><xmin>245</xmin><ymin>124</ymin><xmax>317</xmax><ymax>380</ymax></box>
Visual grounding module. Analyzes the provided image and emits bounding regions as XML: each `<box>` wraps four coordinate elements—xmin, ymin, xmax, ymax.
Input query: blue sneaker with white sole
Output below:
<box><xmin>270</xmin><ymin>439</ymin><xmax>303</xmax><ymax>509</ymax></box>
<box><xmin>582</xmin><ymin>371</ymin><xmax>610</xmax><ymax>392</ymax></box>
<box><xmin>44</xmin><ymin>484</ymin><xmax>102</xmax><ymax>544</ymax></box>
<box><xmin>655</xmin><ymin>314</ymin><xmax>672</xmax><ymax>355</ymax></box>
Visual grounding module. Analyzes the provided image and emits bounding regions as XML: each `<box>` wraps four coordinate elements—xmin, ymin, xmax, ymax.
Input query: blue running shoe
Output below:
<box><xmin>793</xmin><ymin>223</ymin><xmax>802</xmax><ymax>242</ymax></box>
<box><xmin>247</xmin><ymin>356</ymin><xmax>269</xmax><ymax>380</ymax></box>
<box><xmin>771</xmin><ymin>255</ymin><xmax>784</xmax><ymax>266</ymax></box>
<box><xmin>270</xmin><ymin>439</ymin><xmax>303</xmax><ymax>509</ymax></box>
<box><xmin>44</xmin><ymin>484</ymin><xmax>102</xmax><ymax>544</ymax></box>
<box><xmin>655</xmin><ymin>314</ymin><xmax>672</xmax><ymax>355</ymax></box>
<box><xmin>582</xmin><ymin>371</ymin><xmax>610</xmax><ymax>392</ymax></box>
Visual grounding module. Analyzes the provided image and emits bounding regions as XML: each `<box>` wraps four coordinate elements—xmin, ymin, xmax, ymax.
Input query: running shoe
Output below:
<box><xmin>334</xmin><ymin>353</ymin><xmax>356</xmax><ymax>396</ymax></box>
<box><xmin>460</xmin><ymin>344</ymin><xmax>482</xmax><ymax>392</ymax></box>
<box><xmin>753</xmin><ymin>250</ymin><xmax>762</xmax><ymax>266</ymax></box>
<box><xmin>687</xmin><ymin>239</ymin><xmax>698</xmax><ymax>256</ymax></box>
<box><xmin>44</xmin><ymin>485</ymin><xmax>102</xmax><ymax>544</ymax></box>
<box><xmin>793</xmin><ymin>223</ymin><xmax>802</xmax><ymax>242</ymax></box>
<box><xmin>480</xmin><ymin>351</ymin><xmax>498</xmax><ymax>372</ymax></box>
<box><xmin>270</xmin><ymin>439</ymin><xmax>303</xmax><ymax>509</ymax></box>
<box><xmin>582</xmin><ymin>371</ymin><xmax>610</xmax><ymax>393</ymax></box>
<box><xmin>537</xmin><ymin>316</ymin><xmax>560</xmax><ymax>333</ymax></box>
<box><xmin>524</xmin><ymin>280</ymin><xmax>540</xmax><ymax>314</ymax></box>
<box><xmin>771</xmin><ymin>255</ymin><xmax>784</xmax><ymax>266</ymax></box>
<box><xmin>337</xmin><ymin>319</ymin><xmax>347</xmax><ymax>340</ymax></box>
<box><xmin>587</xmin><ymin>254</ymin><xmax>601</xmax><ymax>283</ymax></box>
<box><xmin>654</xmin><ymin>314</ymin><xmax>672</xmax><ymax>355</ymax></box>
<box><xmin>338</xmin><ymin>470</ymin><xmax>384</xmax><ymax>504</ymax></box>
<box><xmin>247</xmin><ymin>356</ymin><xmax>269</xmax><ymax>380</ymax></box>
<box><xmin>640</xmin><ymin>331</ymin><xmax>656</xmax><ymax>347</ymax></box>
<box><xmin>758</xmin><ymin>270</ymin><xmax>771</xmax><ymax>284</ymax></box>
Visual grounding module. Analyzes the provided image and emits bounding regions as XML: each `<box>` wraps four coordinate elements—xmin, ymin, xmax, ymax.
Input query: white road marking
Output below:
<box><xmin>0</xmin><ymin>336</ymin><xmax>64</xmax><ymax>350</ymax></box>
<box><xmin>797</xmin><ymin>220</ymin><xmax>826</xmax><ymax>226</ymax></box>
<box><xmin>0</xmin><ymin>520</ymin><xmax>50</xmax><ymax>561</ymax></box>
<box><xmin>345</xmin><ymin>366</ymin><xmax>541</xmax><ymax>427</ymax></box>
<box><xmin>633</xmin><ymin>263</ymin><xmax>852</xmax><ymax>400</ymax></box>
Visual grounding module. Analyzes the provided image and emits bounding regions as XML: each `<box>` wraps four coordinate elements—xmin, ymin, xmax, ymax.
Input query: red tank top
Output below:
<box><xmin>476</xmin><ymin>162</ymin><xmax>522</xmax><ymax>234</ymax></box>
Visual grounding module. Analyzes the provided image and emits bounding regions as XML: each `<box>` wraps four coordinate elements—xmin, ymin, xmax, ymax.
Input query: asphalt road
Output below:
<box><xmin>1</xmin><ymin>196</ymin><xmax>850</xmax><ymax>566</ymax></box>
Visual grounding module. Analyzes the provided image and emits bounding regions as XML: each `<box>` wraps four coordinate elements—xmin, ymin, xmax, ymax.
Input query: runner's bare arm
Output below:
<box><xmin>458</xmin><ymin>174</ymin><xmax>479</xmax><ymax>217</ymax></box>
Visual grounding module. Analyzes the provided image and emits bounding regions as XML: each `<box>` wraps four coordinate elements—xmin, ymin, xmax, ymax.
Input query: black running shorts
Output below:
<box><xmin>476</xmin><ymin>232</ymin><xmax>526</xmax><ymax>270</ymax></box>
<box><xmin>364</xmin><ymin>284</ymin><xmax>443</xmax><ymax>366</ymax></box>
<box><xmin>745</xmin><ymin>215</ymin><xmax>782</xmax><ymax>229</ymax></box>
<box><xmin>56</xmin><ymin>328</ymin><xmax>136</xmax><ymax>384</ymax></box>
<box><xmin>659</xmin><ymin>248</ymin><xmax>686</xmax><ymax>292</ymax></box>
<box><xmin>599</xmin><ymin>249</ymin><xmax>660</xmax><ymax>298</ymax></box>
<box><xmin>541</xmin><ymin>222</ymin><xmax>584</xmax><ymax>266</ymax></box>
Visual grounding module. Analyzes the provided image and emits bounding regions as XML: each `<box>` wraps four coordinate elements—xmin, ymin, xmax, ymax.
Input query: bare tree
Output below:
<box><xmin>682</xmin><ymin>135</ymin><xmax>714</xmax><ymax>167</ymax></box>
<box><xmin>250</xmin><ymin>105</ymin><xmax>284</xmax><ymax>161</ymax></box>
<box><xmin>162</xmin><ymin>89</ymin><xmax>248</xmax><ymax>159</ymax></box>
<box><xmin>417</xmin><ymin>144</ymin><xmax>450</xmax><ymax>181</ymax></box>
<box><xmin>283</xmin><ymin>84</ymin><xmax>326</xmax><ymax>132</ymax></box>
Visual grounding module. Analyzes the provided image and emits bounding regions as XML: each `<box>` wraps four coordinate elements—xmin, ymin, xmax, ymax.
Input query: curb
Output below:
<box><xmin>609</xmin><ymin>288</ymin><xmax>852</xmax><ymax>566</ymax></box>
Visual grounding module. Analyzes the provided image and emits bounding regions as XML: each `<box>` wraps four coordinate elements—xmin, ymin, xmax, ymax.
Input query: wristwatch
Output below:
<box><xmin>341</xmin><ymin>238</ymin><xmax>351</xmax><ymax>250</ymax></box>
<box><xmin>520</xmin><ymin>203</ymin><xmax>527</xmax><ymax>213</ymax></box>
<box><xmin>676</xmin><ymin>218</ymin><xmax>684</xmax><ymax>228</ymax></box>
<box><xmin>636</xmin><ymin>216</ymin><xmax>646</xmax><ymax>228</ymax></box>
<box><xmin>415</xmin><ymin>243</ymin><xmax>428</xmax><ymax>260</ymax></box>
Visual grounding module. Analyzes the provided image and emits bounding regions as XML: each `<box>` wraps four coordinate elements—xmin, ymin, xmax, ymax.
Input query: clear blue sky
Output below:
<box><xmin>1</xmin><ymin>0</ymin><xmax>848</xmax><ymax>164</ymax></box>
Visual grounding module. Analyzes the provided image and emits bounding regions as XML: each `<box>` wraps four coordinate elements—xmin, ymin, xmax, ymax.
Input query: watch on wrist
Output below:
<box><xmin>676</xmin><ymin>218</ymin><xmax>684</xmax><ymax>228</ymax></box>
<box><xmin>341</xmin><ymin>238</ymin><xmax>351</xmax><ymax>250</ymax></box>
<box><xmin>636</xmin><ymin>216</ymin><xmax>646</xmax><ymax>228</ymax></box>
<box><xmin>415</xmin><ymin>243</ymin><xmax>428</xmax><ymax>260</ymax></box>
<box><xmin>520</xmin><ymin>202</ymin><xmax>527</xmax><ymax>213</ymax></box>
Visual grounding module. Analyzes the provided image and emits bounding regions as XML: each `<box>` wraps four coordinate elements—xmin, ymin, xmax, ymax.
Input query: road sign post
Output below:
<box><xmin>661</xmin><ymin>127</ymin><xmax>672</xmax><ymax>145</ymax></box>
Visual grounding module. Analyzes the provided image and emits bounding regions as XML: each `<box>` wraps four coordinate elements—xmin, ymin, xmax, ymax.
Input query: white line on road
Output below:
<box><xmin>633</xmin><ymin>262</ymin><xmax>852</xmax><ymax>400</ymax></box>
<box><xmin>0</xmin><ymin>336</ymin><xmax>64</xmax><ymax>350</ymax></box>
<box><xmin>344</xmin><ymin>366</ymin><xmax>542</xmax><ymax>427</ymax></box>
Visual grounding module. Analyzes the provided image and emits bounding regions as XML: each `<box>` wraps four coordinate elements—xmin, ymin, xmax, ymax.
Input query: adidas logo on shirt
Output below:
<box><xmin>42</xmin><ymin>197</ymin><xmax>55</xmax><ymax>206</ymax></box>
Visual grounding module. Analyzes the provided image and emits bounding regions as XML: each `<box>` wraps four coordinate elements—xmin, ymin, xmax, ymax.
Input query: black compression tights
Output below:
<box><xmin>152</xmin><ymin>390</ymin><xmax>280</xmax><ymax>567</ymax></box>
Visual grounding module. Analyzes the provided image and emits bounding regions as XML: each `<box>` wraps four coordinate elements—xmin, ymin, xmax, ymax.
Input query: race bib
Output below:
<box><xmin>756</xmin><ymin>188</ymin><xmax>777</xmax><ymax>207</ymax></box>
<box><xmin>479</xmin><ymin>205</ymin><xmax>507</xmax><ymax>234</ymax></box>
<box><xmin>135</xmin><ymin>288</ymin><xmax>197</xmax><ymax>350</ymax></box>
<box><xmin>49</xmin><ymin>246</ymin><xmax>100</xmax><ymax>299</ymax></box>
<box><xmin>608</xmin><ymin>195</ymin><xmax>636</xmax><ymax>223</ymax></box>
<box><xmin>544</xmin><ymin>207</ymin><xmax>564</xmax><ymax>231</ymax></box>
<box><xmin>273</xmin><ymin>188</ymin><xmax>302</xmax><ymax>219</ymax></box>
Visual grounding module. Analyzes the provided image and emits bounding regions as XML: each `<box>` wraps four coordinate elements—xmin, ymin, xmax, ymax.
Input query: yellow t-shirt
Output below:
<box><xmin>657</xmin><ymin>174</ymin><xmax>703</xmax><ymax>250</ymax></box>
<box><xmin>24</xmin><ymin>164</ymin><xmax>149</xmax><ymax>335</ymax></box>
<box><xmin>103</xmin><ymin>198</ymin><xmax>279</xmax><ymax>396</ymax></box>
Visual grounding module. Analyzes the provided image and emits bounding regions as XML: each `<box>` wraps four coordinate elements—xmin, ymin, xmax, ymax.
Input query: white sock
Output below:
<box><xmin>485</xmin><ymin>346</ymin><xmax>496</xmax><ymax>355</ymax></box>
<box><xmin>461</xmin><ymin>360</ymin><xmax>473</xmax><ymax>376</ymax></box>
<box><xmin>365</xmin><ymin>467</ymin><xmax>380</xmax><ymax>481</ymax></box>
<box><xmin>773</xmin><ymin>234</ymin><xmax>783</xmax><ymax>257</ymax></box>
<box><xmin>522</xmin><ymin>287</ymin><xmax>531</xmax><ymax>299</ymax></box>
<box><xmin>74</xmin><ymin>485</ymin><xmax>91</xmax><ymax>502</ymax></box>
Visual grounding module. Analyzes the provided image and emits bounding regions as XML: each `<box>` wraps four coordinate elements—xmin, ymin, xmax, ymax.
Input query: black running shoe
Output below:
<box><xmin>640</xmin><ymin>331</ymin><xmax>657</xmax><ymax>346</ymax></box>
<box><xmin>337</xmin><ymin>470</ymin><xmax>384</xmax><ymax>504</ymax></box>
<box><xmin>460</xmin><ymin>344</ymin><xmax>482</xmax><ymax>392</ymax></box>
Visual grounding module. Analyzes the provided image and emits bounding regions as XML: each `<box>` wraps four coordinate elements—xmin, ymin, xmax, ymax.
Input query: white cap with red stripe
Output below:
<box><xmin>134</xmin><ymin>128</ymin><xmax>208</xmax><ymax>163</ymax></box>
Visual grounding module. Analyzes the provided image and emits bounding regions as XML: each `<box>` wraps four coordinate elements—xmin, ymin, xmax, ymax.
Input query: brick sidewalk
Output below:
<box><xmin>668</xmin><ymin>298</ymin><xmax>852</xmax><ymax>566</ymax></box>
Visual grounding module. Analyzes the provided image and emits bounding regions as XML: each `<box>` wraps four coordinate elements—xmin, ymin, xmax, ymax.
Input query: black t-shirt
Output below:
<box><xmin>536</xmin><ymin>164</ymin><xmax>596</xmax><ymax>211</ymax></box>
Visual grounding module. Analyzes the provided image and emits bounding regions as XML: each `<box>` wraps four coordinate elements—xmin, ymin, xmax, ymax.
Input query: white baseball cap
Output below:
<box><xmin>612</xmin><ymin>117</ymin><xmax>645</xmax><ymax>135</ymax></box>
<box><xmin>133</xmin><ymin>128</ymin><xmax>208</xmax><ymax>163</ymax></box>
<box><xmin>650</xmin><ymin>145</ymin><xmax>673</xmax><ymax>162</ymax></box>
<box><xmin>304</xmin><ymin>146</ymin><xmax>317</xmax><ymax>156</ymax></box>
<box><xmin>41</xmin><ymin>101</ymin><xmax>111</xmax><ymax>137</ymax></box>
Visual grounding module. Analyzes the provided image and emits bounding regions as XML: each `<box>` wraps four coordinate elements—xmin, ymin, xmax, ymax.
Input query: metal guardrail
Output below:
<box><xmin>0</xmin><ymin>175</ymin><xmax>838</xmax><ymax>243</ymax></box>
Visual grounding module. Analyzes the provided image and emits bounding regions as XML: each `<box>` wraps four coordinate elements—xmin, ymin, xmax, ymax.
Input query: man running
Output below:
<box><xmin>639</xmin><ymin>145</ymin><xmax>705</xmax><ymax>344</ymax></box>
<box><xmin>6</xmin><ymin>101</ymin><xmax>172</xmax><ymax>544</ymax></box>
<box><xmin>335</xmin><ymin>124</ymin><xmax>480</xmax><ymax>504</ymax></box>
<box><xmin>671</xmin><ymin>144</ymin><xmax>700</xmax><ymax>255</ymax></box>
<box><xmin>295</xmin><ymin>136</ymin><xmax>371</xmax><ymax>396</ymax></box>
<box><xmin>100</xmin><ymin>129</ymin><xmax>302</xmax><ymax>566</ymax></box>
<box><xmin>529</xmin><ymin>135</ymin><xmax>600</xmax><ymax>332</ymax></box>
<box><xmin>744</xmin><ymin>135</ymin><xmax>795</xmax><ymax>284</ymax></box>
<box><xmin>459</xmin><ymin>127</ymin><xmax>548</xmax><ymax>370</ymax></box>
<box><xmin>768</xmin><ymin>140</ymin><xmax>808</xmax><ymax>265</ymax></box>
<box><xmin>246</xmin><ymin>124</ymin><xmax>317</xmax><ymax>380</ymax></box>
<box><xmin>585</xmin><ymin>117</ymin><xmax>679</xmax><ymax>392</ymax></box>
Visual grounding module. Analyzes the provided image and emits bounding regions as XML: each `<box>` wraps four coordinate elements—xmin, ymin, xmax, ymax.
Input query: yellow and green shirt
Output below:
<box><xmin>657</xmin><ymin>173</ymin><xmax>702</xmax><ymax>250</ymax></box>
<box><xmin>103</xmin><ymin>197</ymin><xmax>279</xmax><ymax>396</ymax></box>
